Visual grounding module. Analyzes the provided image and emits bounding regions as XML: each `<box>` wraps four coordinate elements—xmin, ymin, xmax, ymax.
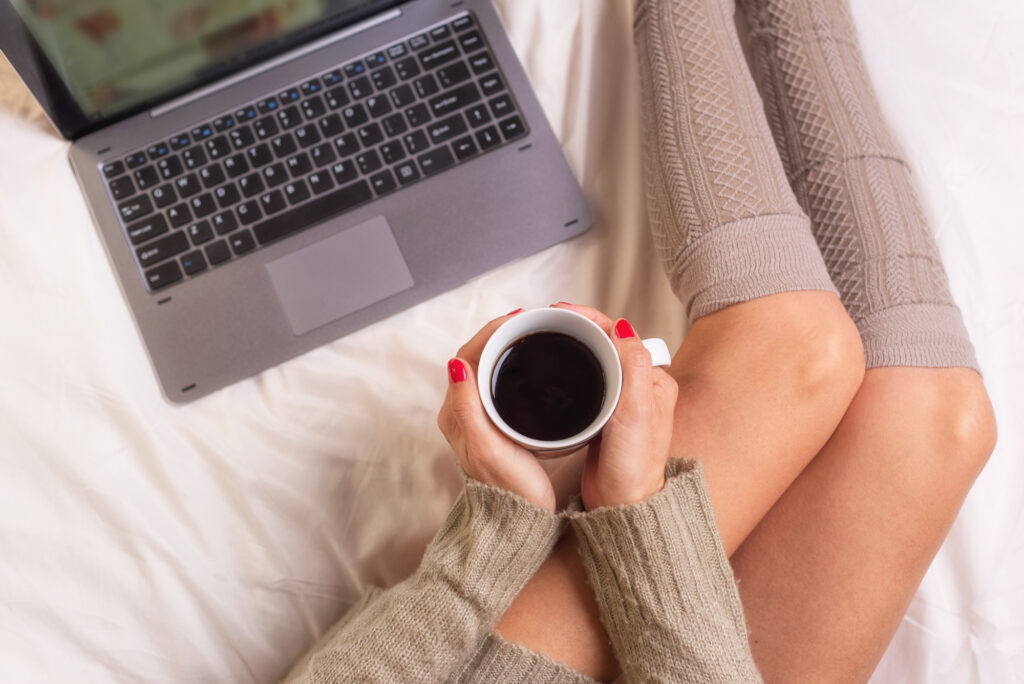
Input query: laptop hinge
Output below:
<box><xmin>150</xmin><ymin>7</ymin><xmax>402</xmax><ymax>118</ymax></box>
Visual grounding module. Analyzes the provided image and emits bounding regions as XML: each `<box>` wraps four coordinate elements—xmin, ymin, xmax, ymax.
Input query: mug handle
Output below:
<box><xmin>642</xmin><ymin>338</ymin><xmax>673</xmax><ymax>367</ymax></box>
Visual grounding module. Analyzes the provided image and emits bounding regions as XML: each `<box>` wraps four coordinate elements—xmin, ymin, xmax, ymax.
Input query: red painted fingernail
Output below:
<box><xmin>448</xmin><ymin>358</ymin><xmax>468</xmax><ymax>383</ymax></box>
<box><xmin>506</xmin><ymin>308</ymin><xmax>524</xmax><ymax>316</ymax></box>
<box><xmin>614</xmin><ymin>319</ymin><xmax>636</xmax><ymax>339</ymax></box>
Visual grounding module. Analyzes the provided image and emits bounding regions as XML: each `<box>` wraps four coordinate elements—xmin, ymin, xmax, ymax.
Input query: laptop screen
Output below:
<box><xmin>1</xmin><ymin>0</ymin><xmax>400</xmax><ymax>138</ymax></box>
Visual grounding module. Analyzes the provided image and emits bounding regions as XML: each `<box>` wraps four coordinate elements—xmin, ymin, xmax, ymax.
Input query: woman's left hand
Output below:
<box><xmin>437</xmin><ymin>312</ymin><xmax>557</xmax><ymax>512</ymax></box>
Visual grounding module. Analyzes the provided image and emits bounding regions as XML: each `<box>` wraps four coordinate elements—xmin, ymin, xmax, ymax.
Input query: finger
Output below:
<box><xmin>550</xmin><ymin>302</ymin><xmax>615</xmax><ymax>335</ymax></box>
<box><xmin>445</xmin><ymin>357</ymin><xmax>496</xmax><ymax>442</ymax></box>
<box><xmin>651</xmin><ymin>367</ymin><xmax>679</xmax><ymax>412</ymax></box>
<box><xmin>456</xmin><ymin>310</ymin><xmax>524</xmax><ymax>367</ymax></box>
<box><xmin>610</xmin><ymin>317</ymin><xmax>653</xmax><ymax>418</ymax></box>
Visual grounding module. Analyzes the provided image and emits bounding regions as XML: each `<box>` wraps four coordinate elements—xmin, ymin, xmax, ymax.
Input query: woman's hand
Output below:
<box><xmin>553</xmin><ymin>304</ymin><xmax>678</xmax><ymax>510</ymax></box>
<box><xmin>437</xmin><ymin>311</ymin><xmax>557</xmax><ymax>512</ymax></box>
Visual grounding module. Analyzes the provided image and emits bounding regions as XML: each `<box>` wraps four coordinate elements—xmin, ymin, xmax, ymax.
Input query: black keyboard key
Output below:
<box><xmin>181</xmin><ymin>147</ymin><xmax>207</xmax><ymax>170</ymax></box>
<box><xmin>236</xmin><ymin>105</ymin><xmax>258</xmax><ymax>122</ymax></box>
<box><xmin>103</xmin><ymin>160</ymin><xmax>125</xmax><ymax>178</ymax></box>
<box><xmin>428</xmin><ymin>113</ymin><xmax>468</xmax><ymax>145</ymax></box>
<box><xmin>394</xmin><ymin>161</ymin><xmax>420</xmax><ymax>185</ymax></box>
<box><xmin>458</xmin><ymin>31</ymin><xmax>483</xmax><ymax>54</ymax></box>
<box><xmin>247</xmin><ymin>143</ymin><xmax>274</xmax><ymax>168</ymax></box>
<box><xmin>430</xmin><ymin>25</ymin><xmax>451</xmax><ymax>41</ymax></box>
<box><xmin>358</xmin><ymin>122</ymin><xmax>384</xmax><ymax>147</ymax></box>
<box><xmin>125</xmin><ymin>152</ymin><xmax>148</xmax><ymax>169</ymax></box>
<box><xmin>386</xmin><ymin>43</ymin><xmax>407</xmax><ymax>59</ymax></box>
<box><xmin>452</xmin><ymin>135</ymin><xmax>478</xmax><ymax>160</ymax></box>
<box><xmin>413</xmin><ymin>74</ymin><xmax>439</xmax><ymax>98</ymax></box>
<box><xmin>261</xmin><ymin>162</ymin><xmax>288</xmax><ymax>187</ymax></box>
<box><xmin>230</xmin><ymin>125</ymin><xmax>255</xmax><ymax>150</ymax></box>
<box><xmin>417</xmin><ymin>147</ymin><xmax>455</xmax><ymax>176</ymax></box>
<box><xmin>230</xmin><ymin>230</ymin><xmax>256</xmax><ymax>255</ymax></box>
<box><xmin>259</xmin><ymin>190</ymin><xmax>286</xmax><ymax>215</ymax></box>
<box><xmin>343</xmin><ymin>61</ymin><xmax>367</xmax><ymax>78</ymax></box>
<box><xmin>109</xmin><ymin>176</ymin><xmax>134</xmax><ymax>200</ymax></box>
<box><xmin>126</xmin><ymin>214</ymin><xmax>168</xmax><ymax>245</ymax></box>
<box><xmin>437</xmin><ymin>61</ymin><xmax>471</xmax><ymax>88</ymax></box>
<box><xmin>189</xmin><ymin>193</ymin><xmax>217</xmax><ymax>218</ymax></box>
<box><xmin>325</xmin><ymin>86</ymin><xmax>350</xmax><ymax>109</ymax></box>
<box><xmin>187</xmin><ymin>220</ymin><xmax>215</xmax><ymax>245</ymax></box>
<box><xmin>137</xmin><ymin>231</ymin><xmax>188</xmax><ymax>267</ymax></box>
<box><xmin>181</xmin><ymin>250</ymin><xmax>207</xmax><ymax>275</ymax></box>
<box><xmin>369</xmin><ymin>169</ymin><xmax>397</xmax><ymax>196</ymax></box>
<box><xmin>276</xmin><ymin>105</ymin><xmax>302</xmax><ymax>129</ymax></box>
<box><xmin>307</xmin><ymin>170</ymin><xmax>335</xmax><ymax>195</ymax></box>
<box><xmin>301</xmin><ymin>79</ymin><xmax>322</xmax><ymax>96</ymax></box>
<box><xmin>214</xmin><ymin>182</ymin><xmax>240</xmax><ymax>208</ymax></box>
<box><xmin>469</xmin><ymin>52</ymin><xmax>494</xmax><ymax>75</ymax></box>
<box><xmin>331</xmin><ymin>158</ymin><xmax>359</xmax><ymax>184</ymax></box>
<box><xmin>366</xmin><ymin>94</ymin><xmax>392</xmax><ymax>118</ymax></box>
<box><xmin>409</xmin><ymin>33</ymin><xmax>429</xmax><ymax>50</ymax></box>
<box><xmin>118</xmin><ymin>195</ymin><xmax>153</xmax><ymax>222</ymax></box>
<box><xmin>476</xmin><ymin>125</ymin><xmax>501</xmax><ymax>150</ymax></box>
<box><xmin>134</xmin><ymin>165</ymin><xmax>159</xmax><ymax>190</ymax></box>
<box><xmin>356</xmin><ymin>149</ymin><xmax>382</xmax><ymax>174</ymax></box>
<box><xmin>315</xmin><ymin>115</ymin><xmax>342</xmax><ymax>141</ymax></box>
<box><xmin>452</xmin><ymin>14</ymin><xmax>474</xmax><ymax>32</ymax></box>
<box><xmin>479</xmin><ymin>74</ymin><xmax>503</xmax><ymax>96</ymax></box>
<box><xmin>283</xmin><ymin>179</ymin><xmax>311</xmax><ymax>205</ymax></box>
<box><xmin>406</xmin><ymin>103</ymin><xmax>431</xmax><ymax>127</ymax></box>
<box><xmin>167</xmin><ymin>202</ymin><xmax>192</xmax><ymax>227</ymax></box>
<box><xmin>489</xmin><ymin>94</ymin><xmax>514</xmax><ymax>119</ymax></box>
<box><xmin>366</xmin><ymin>51</ymin><xmax>388</xmax><ymax>69</ymax></box>
<box><xmin>286</xmin><ymin>151</ymin><xmax>313</xmax><ymax>177</ymax></box>
<box><xmin>429</xmin><ymin>82</ymin><xmax>481</xmax><ymax>117</ymax></box>
<box><xmin>212</xmin><ymin>211</ymin><xmax>238</xmax><ymax>236</ymax></box>
<box><xmin>371</xmin><ymin>66</ymin><xmax>396</xmax><ymax>90</ymax></box>
<box><xmin>236</xmin><ymin>200</ymin><xmax>262</xmax><ymax>225</ymax></box>
<box><xmin>301</xmin><ymin>95</ymin><xmax>326</xmax><ymax>120</ymax></box>
<box><xmin>254</xmin><ymin>116</ymin><xmax>279</xmax><ymax>140</ymax></box>
<box><xmin>499</xmin><ymin>115</ymin><xmax>526</xmax><ymax>140</ymax></box>
<box><xmin>253</xmin><ymin>180</ymin><xmax>373</xmax><ymax>245</ymax></box>
<box><xmin>389</xmin><ymin>84</ymin><xmax>415</xmax><ymax>108</ymax></box>
<box><xmin>309</xmin><ymin>142</ymin><xmax>336</xmax><ymax>167</ymax></box>
<box><xmin>213</xmin><ymin>115</ymin><xmax>235</xmax><ymax>132</ymax></box>
<box><xmin>348</xmin><ymin>75</ymin><xmax>373</xmax><ymax>101</ymax></box>
<box><xmin>199</xmin><ymin>164</ymin><xmax>225</xmax><ymax>189</ymax></box>
<box><xmin>191</xmin><ymin>123</ymin><xmax>214</xmax><ymax>140</ymax></box>
<box><xmin>342</xmin><ymin>103</ymin><xmax>369</xmax><ymax>128</ymax></box>
<box><xmin>394</xmin><ymin>56</ymin><xmax>420</xmax><ymax>81</ymax></box>
<box><xmin>157</xmin><ymin>156</ymin><xmax>184</xmax><ymax>180</ymax></box>
<box><xmin>147</xmin><ymin>142</ymin><xmax>170</xmax><ymax>159</ymax></box>
<box><xmin>145</xmin><ymin>261</ymin><xmax>183</xmax><ymax>290</ymax></box>
<box><xmin>403</xmin><ymin>130</ymin><xmax>430</xmax><ymax>155</ymax></box>
<box><xmin>294</xmin><ymin>124</ymin><xmax>320</xmax><ymax>148</ymax></box>
<box><xmin>465</xmin><ymin>104</ymin><xmax>492</xmax><ymax>127</ymax></box>
<box><xmin>205</xmin><ymin>239</ymin><xmax>231</xmax><ymax>265</ymax></box>
<box><xmin>271</xmin><ymin>133</ymin><xmax>297</xmax><ymax>158</ymax></box>
<box><xmin>152</xmin><ymin>183</ymin><xmax>176</xmax><ymax>208</ymax></box>
<box><xmin>380</xmin><ymin>141</ymin><xmax>406</xmax><ymax>164</ymax></box>
<box><xmin>239</xmin><ymin>173</ymin><xmax>265</xmax><ymax>197</ymax></box>
<box><xmin>279</xmin><ymin>87</ymin><xmax>301</xmax><ymax>104</ymax></box>
<box><xmin>334</xmin><ymin>132</ymin><xmax>360</xmax><ymax>158</ymax></box>
<box><xmin>419</xmin><ymin>39</ymin><xmax>459</xmax><ymax>70</ymax></box>
<box><xmin>382</xmin><ymin>113</ymin><xmax>407</xmax><ymax>138</ymax></box>
<box><xmin>224</xmin><ymin>153</ymin><xmax>249</xmax><ymax>178</ymax></box>
<box><xmin>321</xmin><ymin>69</ymin><xmax>343</xmax><ymax>87</ymax></box>
<box><xmin>256</xmin><ymin>97</ymin><xmax>279</xmax><ymax>114</ymax></box>
<box><xmin>175</xmin><ymin>173</ymin><xmax>201</xmax><ymax>198</ymax></box>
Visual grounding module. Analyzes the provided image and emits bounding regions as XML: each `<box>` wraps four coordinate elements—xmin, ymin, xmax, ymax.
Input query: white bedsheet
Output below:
<box><xmin>1</xmin><ymin>1</ymin><xmax>1021</xmax><ymax>681</ymax></box>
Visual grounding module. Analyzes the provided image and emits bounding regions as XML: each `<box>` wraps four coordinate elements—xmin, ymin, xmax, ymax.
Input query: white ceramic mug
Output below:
<box><xmin>477</xmin><ymin>308</ymin><xmax>672</xmax><ymax>457</ymax></box>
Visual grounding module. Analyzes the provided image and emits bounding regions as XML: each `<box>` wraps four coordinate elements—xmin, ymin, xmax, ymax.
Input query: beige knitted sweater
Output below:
<box><xmin>282</xmin><ymin>460</ymin><xmax>761</xmax><ymax>683</ymax></box>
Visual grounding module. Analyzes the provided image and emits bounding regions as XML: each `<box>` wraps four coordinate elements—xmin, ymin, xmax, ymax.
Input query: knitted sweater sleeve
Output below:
<box><xmin>568</xmin><ymin>460</ymin><xmax>763</xmax><ymax>683</ymax></box>
<box><xmin>281</xmin><ymin>477</ymin><xmax>565</xmax><ymax>684</ymax></box>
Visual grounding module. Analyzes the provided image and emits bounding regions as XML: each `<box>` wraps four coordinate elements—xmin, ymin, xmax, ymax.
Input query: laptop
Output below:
<box><xmin>0</xmin><ymin>0</ymin><xmax>591</xmax><ymax>403</ymax></box>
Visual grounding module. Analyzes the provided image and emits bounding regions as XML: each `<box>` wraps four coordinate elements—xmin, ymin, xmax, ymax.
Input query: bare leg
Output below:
<box><xmin>731</xmin><ymin>367</ymin><xmax>996</xmax><ymax>681</ymax></box>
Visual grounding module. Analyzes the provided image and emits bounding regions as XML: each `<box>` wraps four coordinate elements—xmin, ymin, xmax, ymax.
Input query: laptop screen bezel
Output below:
<box><xmin>0</xmin><ymin>0</ymin><xmax>404</xmax><ymax>140</ymax></box>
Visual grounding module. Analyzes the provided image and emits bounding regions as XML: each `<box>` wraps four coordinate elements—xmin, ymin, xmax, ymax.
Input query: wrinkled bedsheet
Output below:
<box><xmin>1</xmin><ymin>1</ymin><xmax>1021</xmax><ymax>681</ymax></box>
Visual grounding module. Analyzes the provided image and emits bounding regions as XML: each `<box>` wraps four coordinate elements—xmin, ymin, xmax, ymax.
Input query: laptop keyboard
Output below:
<box><xmin>100</xmin><ymin>13</ymin><xmax>529</xmax><ymax>293</ymax></box>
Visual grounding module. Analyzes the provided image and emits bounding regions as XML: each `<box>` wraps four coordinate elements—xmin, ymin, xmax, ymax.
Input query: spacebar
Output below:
<box><xmin>253</xmin><ymin>180</ymin><xmax>373</xmax><ymax>245</ymax></box>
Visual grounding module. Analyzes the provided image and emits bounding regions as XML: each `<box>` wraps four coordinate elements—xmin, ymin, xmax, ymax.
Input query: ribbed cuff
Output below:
<box><xmin>672</xmin><ymin>213</ymin><xmax>837</xmax><ymax>323</ymax></box>
<box><xmin>417</xmin><ymin>476</ymin><xmax>566</xmax><ymax>619</ymax></box>
<box><xmin>859</xmin><ymin>303</ymin><xmax>979</xmax><ymax>372</ymax></box>
<box><xmin>451</xmin><ymin>634</ymin><xmax>597</xmax><ymax>684</ymax></box>
<box><xmin>568</xmin><ymin>460</ymin><xmax>762</xmax><ymax>683</ymax></box>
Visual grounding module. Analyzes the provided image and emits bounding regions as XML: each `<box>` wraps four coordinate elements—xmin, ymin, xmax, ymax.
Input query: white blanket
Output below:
<box><xmin>1</xmin><ymin>1</ymin><xmax>1021</xmax><ymax>681</ymax></box>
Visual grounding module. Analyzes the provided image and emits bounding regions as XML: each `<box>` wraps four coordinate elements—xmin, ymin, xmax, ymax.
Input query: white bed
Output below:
<box><xmin>1</xmin><ymin>1</ymin><xmax>1021</xmax><ymax>681</ymax></box>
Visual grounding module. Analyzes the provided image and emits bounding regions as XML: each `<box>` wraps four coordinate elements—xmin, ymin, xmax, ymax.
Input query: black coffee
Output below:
<box><xmin>491</xmin><ymin>331</ymin><xmax>605</xmax><ymax>441</ymax></box>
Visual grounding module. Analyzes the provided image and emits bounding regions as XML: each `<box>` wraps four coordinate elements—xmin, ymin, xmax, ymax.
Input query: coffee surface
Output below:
<box><xmin>491</xmin><ymin>331</ymin><xmax>605</xmax><ymax>441</ymax></box>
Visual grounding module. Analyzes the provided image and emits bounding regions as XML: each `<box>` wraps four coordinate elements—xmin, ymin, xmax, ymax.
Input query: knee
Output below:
<box><xmin>929</xmin><ymin>373</ymin><xmax>997</xmax><ymax>479</ymax></box>
<box><xmin>785</xmin><ymin>296</ymin><xmax>865</xmax><ymax>406</ymax></box>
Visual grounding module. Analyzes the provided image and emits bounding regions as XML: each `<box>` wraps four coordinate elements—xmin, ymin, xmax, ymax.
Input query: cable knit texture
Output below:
<box><xmin>739</xmin><ymin>0</ymin><xmax>977</xmax><ymax>369</ymax></box>
<box><xmin>634</xmin><ymin>0</ymin><xmax>836</xmax><ymax>322</ymax></box>
<box><xmin>569</xmin><ymin>460</ymin><xmax>762</xmax><ymax>683</ymax></box>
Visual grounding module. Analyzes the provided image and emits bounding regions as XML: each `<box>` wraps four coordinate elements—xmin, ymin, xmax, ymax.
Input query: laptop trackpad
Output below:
<box><xmin>265</xmin><ymin>215</ymin><xmax>414</xmax><ymax>336</ymax></box>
